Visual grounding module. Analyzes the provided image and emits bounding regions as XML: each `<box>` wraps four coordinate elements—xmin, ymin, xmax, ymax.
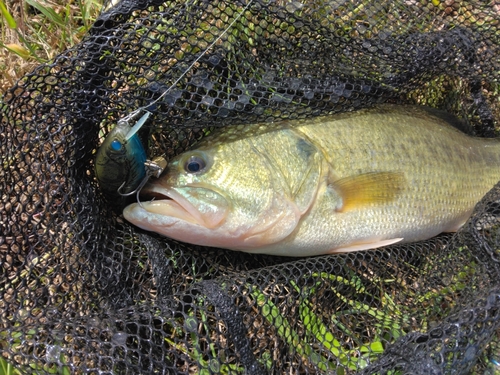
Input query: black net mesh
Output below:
<box><xmin>2</xmin><ymin>0</ymin><xmax>500</xmax><ymax>373</ymax></box>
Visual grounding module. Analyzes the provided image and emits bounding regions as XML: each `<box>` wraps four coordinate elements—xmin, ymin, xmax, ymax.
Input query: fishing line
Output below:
<box><xmin>119</xmin><ymin>0</ymin><xmax>254</xmax><ymax>126</ymax></box>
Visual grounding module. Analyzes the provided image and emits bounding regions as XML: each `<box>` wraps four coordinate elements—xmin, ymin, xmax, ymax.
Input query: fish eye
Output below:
<box><xmin>184</xmin><ymin>155</ymin><xmax>207</xmax><ymax>174</ymax></box>
<box><xmin>111</xmin><ymin>139</ymin><xmax>123</xmax><ymax>151</ymax></box>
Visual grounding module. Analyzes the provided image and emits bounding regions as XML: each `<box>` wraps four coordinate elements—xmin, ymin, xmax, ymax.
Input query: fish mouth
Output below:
<box><xmin>138</xmin><ymin>183</ymin><xmax>228</xmax><ymax>228</ymax></box>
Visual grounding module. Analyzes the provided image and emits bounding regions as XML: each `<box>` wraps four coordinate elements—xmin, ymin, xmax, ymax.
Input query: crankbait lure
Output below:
<box><xmin>95</xmin><ymin>112</ymin><xmax>166</xmax><ymax>199</ymax></box>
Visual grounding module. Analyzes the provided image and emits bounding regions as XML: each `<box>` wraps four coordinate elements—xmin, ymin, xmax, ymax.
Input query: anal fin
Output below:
<box><xmin>328</xmin><ymin>238</ymin><xmax>404</xmax><ymax>253</ymax></box>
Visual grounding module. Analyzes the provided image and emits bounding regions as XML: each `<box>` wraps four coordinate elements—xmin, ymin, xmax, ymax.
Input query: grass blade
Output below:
<box><xmin>25</xmin><ymin>0</ymin><xmax>66</xmax><ymax>27</ymax></box>
<box><xmin>0</xmin><ymin>0</ymin><xmax>17</xmax><ymax>29</ymax></box>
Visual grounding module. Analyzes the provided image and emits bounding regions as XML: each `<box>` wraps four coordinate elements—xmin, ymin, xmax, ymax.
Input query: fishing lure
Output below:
<box><xmin>95</xmin><ymin>112</ymin><xmax>166</xmax><ymax>199</ymax></box>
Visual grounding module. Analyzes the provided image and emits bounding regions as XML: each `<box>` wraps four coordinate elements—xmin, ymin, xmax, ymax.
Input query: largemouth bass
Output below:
<box><xmin>123</xmin><ymin>105</ymin><xmax>500</xmax><ymax>257</ymax></box>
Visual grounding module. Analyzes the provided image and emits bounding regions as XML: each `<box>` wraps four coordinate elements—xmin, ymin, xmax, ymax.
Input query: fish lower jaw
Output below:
<box><xmin>123</xmin><ymin>202</ymin><xmax>257</xmax><ymax>249</ymax></box>
<box><xmin>136</xmin><ymin>200</ymin><xmax>201</xmax><ymax>226</ymax></box>
<box><xmin>123</xmin><ymin>202</ymin><xmax>180</xmax><ymax>230</ymax></box>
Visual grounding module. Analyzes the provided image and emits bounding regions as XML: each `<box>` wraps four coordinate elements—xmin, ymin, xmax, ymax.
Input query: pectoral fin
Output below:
<box><xmin>331</xmin><ymin>171</ymin><xmax>406</xmax><ymax>212</ymax></box>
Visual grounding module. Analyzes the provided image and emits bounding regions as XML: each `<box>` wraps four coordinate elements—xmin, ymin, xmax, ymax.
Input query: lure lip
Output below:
<box><xmin>125</xmin><ymin>111</ymin><xmax>150</xmax><ymax>141</ymax></box>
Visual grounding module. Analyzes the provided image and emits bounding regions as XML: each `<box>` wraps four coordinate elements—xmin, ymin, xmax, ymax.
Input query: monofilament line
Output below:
<box><xmin>120</xmin><ymin>0</ymin><xmax>254</xmax><ymax>125</ymax></box>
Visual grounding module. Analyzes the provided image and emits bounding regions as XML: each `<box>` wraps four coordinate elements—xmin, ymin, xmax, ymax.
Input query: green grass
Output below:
<box><xmin>0</xmin><ymin>0</ymin><xmax>102</xmax><ymax>92</ymax></box>
<box><xmin>0</xmin><ymin>356</ymin><xmax>22</xmax><ymax>375</ymax></box>
<box><xmin>0</xmin><ymin>355</ymin><xmax>71</xmax><ymax>375</ymax></box>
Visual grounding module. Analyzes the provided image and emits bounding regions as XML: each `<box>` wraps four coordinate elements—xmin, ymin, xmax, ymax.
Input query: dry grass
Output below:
<box><xmin>0</xmin><ymin>0</ymin><xmax>103</xmax><ymax>93</ymax></box>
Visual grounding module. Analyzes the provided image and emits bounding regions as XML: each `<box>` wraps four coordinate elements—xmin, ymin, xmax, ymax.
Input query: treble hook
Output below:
<box><xmin>117</xmin><ymin>156</ymin><xmax>168</xmax><ymax>207</ymax></box>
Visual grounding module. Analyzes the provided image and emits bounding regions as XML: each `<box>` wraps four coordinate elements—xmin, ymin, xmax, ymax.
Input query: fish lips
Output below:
<box><xmin>125</xmin><ymin>183</ymin><xmax>229</xmax><ymax>230</ymax></box>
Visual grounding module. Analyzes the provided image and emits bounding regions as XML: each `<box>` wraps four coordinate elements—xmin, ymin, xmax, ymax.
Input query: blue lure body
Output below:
<box><xmin>95</xmin><ymin>112</ymin><xmax>150</xmax><ymax>196</ymax></box>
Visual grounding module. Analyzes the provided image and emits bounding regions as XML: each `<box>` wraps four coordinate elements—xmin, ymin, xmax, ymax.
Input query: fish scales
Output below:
<box><xmin>123</xmin><ymin>105</ymin><xmax>500</xmax><ymax>257</ymax></box>
<box><xmin>287</xmin><ymin>108</ymin><xmax>500</xmax><ymax>253</ymax></box>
